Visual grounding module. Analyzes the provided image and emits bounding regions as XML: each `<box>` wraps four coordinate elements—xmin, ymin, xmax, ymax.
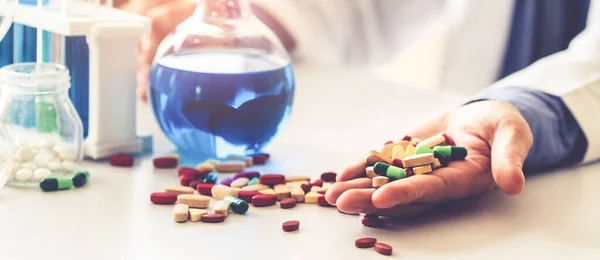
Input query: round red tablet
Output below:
<box><xmin>251</xmin><ymin>194</ymin><xmax>277</xmax><ymax>207</ymax></box>
<box><xmin>280</xmin><ymin>198</ymin><xmax>297</xmax><ymax>209</ymax></box>
<box><xmin>282</xmin><ymin>220</ymin><xmax>299</xmax><ymax>232</ymax></box>
<box><xmin>317</xmin><ymin>195</ymin><xmax>334</xmax><ymax>207</ymax></box>
<box><xmin>374</xmin><ymin>243</ymin><xmax>393</xmax><ymax>256</ymax></box>
<box><xmin>320</xmin><ymin>172</ymin><xmax>337</xmax><ymax>182</ymax></box>
<box><xmin>152</xmin><ymin>157</ymin><xmax>178</xmax><ymax>169</ymax></box>
<box><xmin>201</xmin><ymin>213</ymin><xmax>226</xmax><ymax>223</ymax></box>
<box><xmin>150</xmin><ymin>192</ymin><xmax>178</xmax><ymax>205</ymax></box>
<box><xmin>355</xmin><ymin>238</ymin><xmax>377</xmax><ymax>248</ymax></box>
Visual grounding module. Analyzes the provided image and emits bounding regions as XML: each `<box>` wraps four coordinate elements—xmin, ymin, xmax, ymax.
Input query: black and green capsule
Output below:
<box><xmin>204</xmin><ymin>172</ymin><xmax>218</xmax><ymax>184</ymax></box>
<box><xmin>224</xmin><ymin>195</ymin><xmax>249</xmax><ymax>214</ymax></box>
<box><xmin>72</xmin><ymin>171</ymin><xmax>90</xmax><ymax>188</ymax></box>
<box><xmin>40</xmin><ymin>178</ymin><xmax>73</xmax><ymax>192</ymax></box>
<box><xmin>433</xmin><ymin>146</ymin><xmax>467</xmax><ymax>160</ymax></box>
<box><xmin>373</xmin><ymin>162</ymin><xmax>407</xmax><ymax>180</ymax></box>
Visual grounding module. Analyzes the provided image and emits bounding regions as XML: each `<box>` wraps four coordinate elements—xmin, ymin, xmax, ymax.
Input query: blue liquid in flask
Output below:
<box><xmin>150</xmin><ymin>50</ymin><xmax>295</xmax><ymax>163</ymax></box>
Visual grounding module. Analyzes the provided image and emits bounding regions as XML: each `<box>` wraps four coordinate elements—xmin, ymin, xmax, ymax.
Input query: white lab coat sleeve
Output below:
<box><xmin>486</xmin><ymin>0</ymin><xmax>600</xmax><ymax>164</ymax></box>
<box><xmin>250</xmin><ymin>0</ymin><xmax>367</xmax><ymax>64</ymax></box>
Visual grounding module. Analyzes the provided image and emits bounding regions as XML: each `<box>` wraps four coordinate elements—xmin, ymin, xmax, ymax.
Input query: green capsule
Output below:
<box><xmin>247</xmin><ymin>176</ymin><xmax>260</xmax><ymax>186</ymax></box>
<box><xmin>386</xmin><ymin>166</ymin><xmax>407</xmax><ymax>180</ymax></box>
<box><xmin>36</xmin><ymin>101</ymin><xmax>59</xmax><ymax>133</ymax></box>
<box><xmin>373</xmin><ymin>162</ymin><xmax>390</xmax><ymax>176</ymax></box>
<box><xmin>40</xmin><ymin>178</ymin><xmax>73</xmax><ymax>192</ymax></box>
<box><xmin>433</xmin><ymin>146</ymin><xmax>452</xmax><ymax>157</ymax></box>
<box><xmin>224</xmin><ymin>195</ymin><xmax>249</xmax><ymax>214</ymax></box>
<box><xmin>204</xmin><ymin>172</ymin><xmax>218</xmax><ymax>184</ymax></box>
<box><xmin>416</xmin><ymin>146</ymin><xmax>434</xmax><ymax>154</ymax></box>
<box><xmin>72</xmin><ymin>171</ymin><xmax>90</xmax><ymax>188</ymax></box>
<box><xmin>450</xmin><ymin>146</ymin><xmax>468</xmax><ymax>160</ymax></box>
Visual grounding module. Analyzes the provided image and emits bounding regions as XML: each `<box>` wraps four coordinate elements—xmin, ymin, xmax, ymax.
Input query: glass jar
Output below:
<box><xmin>0</xmin><ymin>63</ymin><xmax>84</xmax><ymax>188</ymax></box>
<box><xmin>149</xmin><ymin>0</ymin><xmax>295</xmax><ymax>164</ymax></box>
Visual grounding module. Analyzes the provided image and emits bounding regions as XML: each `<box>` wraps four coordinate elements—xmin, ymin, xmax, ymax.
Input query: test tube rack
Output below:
<box><xmin>3</xmin><ymin>0</ymin><xmax>152</xmax><ymax>159</ymax></box>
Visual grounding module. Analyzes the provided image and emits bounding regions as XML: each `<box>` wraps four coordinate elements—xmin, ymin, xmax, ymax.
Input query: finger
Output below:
<box><xmin>371</xmin><ymin>173</ymin><xmax>447</xmax><ymax>208</ymax></box>
<box><xmin>337</xmin><ymin>159</ymin><xmax>366</xmax><ymax>182</ymax></box>
<box><xmin>325</xmin><ymin>178</ymin><xmax>373</xmax><ymax>205</ymax></box>
<box><xmin>490</xmin><ymin>117</ymin><xmax>533</xmax><ymax>195</ymax></box>
<box><xmin>335</xmin><ymin>188</ymin><xmax>377</xmax><ymax>214</ymax></box>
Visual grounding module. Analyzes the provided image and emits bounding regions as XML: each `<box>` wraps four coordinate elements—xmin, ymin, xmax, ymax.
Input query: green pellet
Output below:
<box><xmin>416</xmin><ymin>146</ymin><xmax>434</xmax><ymax>154</ymax></box>
<box><xmin>224</xmin><ymin>195</ymin><xmax>249</xmax><ymax>214</ymax></box>
<box><xmin>72</xmin><ymin>171</ymin><xmax>90</xmax><ymax>188</ymax></box>
<box><xmin>373</xmin><ymin>162</ymin><xmax>389</xmax><ymax>176</ymax></box>
<box><xmin>386</xmin><ymin>166</ymin><xmax>407</xmax><ymax>180</ymax></box>
<box><xmin>204</xmin><ymin>172</ymin><xmax>218</xmax><ymax>184</ymax></box>
<box><xmin>36</xmin><ymin>101</ymin><xmax>59</xmax><ymax>133</ymax></box>
<box><xmin>247</xmin><ymin>176</ymin><xmax>260</xmax><ymax>186</ymax></box>
<box><xmin>433</xmin><ymin>146</ymin><xmax>452</xmax><ymax>157</ymax></box>
<box><xmin>40</xmin><ymin>178</ymin><xmax>73</xmax><ymax>192</ymax></box>
<box><xmin>450</xmin><ymin>146</ymin><xmax>468</xmax><ymax>160</ymax></box>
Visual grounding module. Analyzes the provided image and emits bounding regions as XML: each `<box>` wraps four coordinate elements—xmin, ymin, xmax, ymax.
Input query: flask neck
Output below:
<box><xmin>197</xmin><ymin>0</ymin><xmax>254</xmax><ymax>24</ymax></box>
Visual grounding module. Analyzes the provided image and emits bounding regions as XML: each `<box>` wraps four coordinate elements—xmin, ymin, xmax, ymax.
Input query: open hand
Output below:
<box><xmin>325</xmin><ymin>100</ymin><xmax>533</xmax><ymax>217</ymax></box>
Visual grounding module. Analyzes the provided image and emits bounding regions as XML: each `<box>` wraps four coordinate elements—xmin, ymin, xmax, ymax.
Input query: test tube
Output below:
<box><xmin>0</xmin><ymin>25</ymin><xmax>14</xmax><ymax>67</ymax></box>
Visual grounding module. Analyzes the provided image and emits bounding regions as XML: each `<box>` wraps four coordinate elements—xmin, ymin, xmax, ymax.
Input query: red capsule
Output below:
<box><xmin>301</xmin><ymin>183</ymin><xmax>312</xmax><ymax>193</ymax></box>
<box><xmin>280</xmin><ymin>198</ymin><xmax>297</xmax><ymax>209</ymax></box>
<box><xmin>311</xmin><ymin>179</ymin><xmax>323</xmax><ymax>187</ymax></box>
<box><xmin>234</xmin><ymin>171</ymin><xmax>260</xmax><ymax>180</ymax></box>
<box><xmin>391</xmin><ymin>158</ymin><xmax>404</xmax><ymax>168</ymax></box>
<box><xmin>402</xmin><ymin>135</ymin><xmax>411</xmax><ymax>141</ymax></box>
<box><xmin>259</xmin><ymin>174</ymin><xmax>285</xmax><ymax>186</ymax></box>
<box><xmin>180</xmin><ymin>173</ymin><xmax>194</xmax><ymax>186</ymax></box>
<box><xmin>197</xmin><ymin>183</ymin><xmax>215</xmax><ymax>196</ymax></box>
<box><xmin>238</xmin><ymin>190</ymin><xmax>260</xmax><ymax>203</ymax></box>
<box><xmin>150</xmin><ymin>192</ymin><xmax>178</xmax><ymax>204</ymax></box>
<box><xmin>189</xmin><ymin>180</ymin><xmax>204</xmax><ymax>189</ymax></box>
<box><xmin>109</xmin><ymin>155</ymin><xmax>134</xmax><ymax>167</ymax></box>
<box><xmin>251</xmin><ymin>194</ymin><xmax>278</xmax><ymax>207</ymax></box>
<box><xmin>220</xmin><ymin>177</ymin><xmax>234</xmax><ymax>186</ymax></box>
<box><xmin>374</xmin><ymin>243</ymin><xmax>393</xmax><ymax>256</ymax></box>
<box><xmin>442</xmin><ymin>133</ymin><xmax>456</xmax><ymax>146</ymax></box>
<box><xmin>355</xmin><ymin>238</ymin><xmax>377</xmax><ymax>248</ymax></box>
<box><xmin>320</xmin><ymin>172</ymin><xmax>337</xmax><ymax>183</ymax></box>
<box><xmin>252</xmin><ymin>154</ymin><xmax>269</xmax><ymax>165</ymax></box>
<box><xmin>201</xmin><ymin>213</ymin><xmax>226</xmax><ymax>223</ymax></box>
<box><xmin>152</xmin><ymin>157</ymin><xmax>178</xmax><ymax>169</ymax></box>
<box><xmin>317</xmin><ymin>195</ymin><xmax>334</xmax><ymax>207</ymax></box>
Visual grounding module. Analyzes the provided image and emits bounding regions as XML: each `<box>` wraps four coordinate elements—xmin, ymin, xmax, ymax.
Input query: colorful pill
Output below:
<box><xmin>213</xmin><ymin>200</ymin><xmax>231</xmax><ymax>217</ymax></box>
<box><xmin>320</xmin><ymin>172</ymin><xmax>337</xmax><ymax>182</ymax></box>
<box><xmin>234</xmin><ymin>171</ymin><xmax>260</xmax><ymax>180</ymax></box>
<box><xmin>282</xmin><ymin>220</ymin><xmax>300</xmax><ymax>232</ymax></box>
<box><xmin>189</xmin><ymin>180</ymin><xmax>204</xmax><ymax>190</ymax></box>
<box><xmin>72</xmin><ymin>171</ymin><xmax>89</xmax><ymax>188</ymax></box>
<box><xmin>416</xmin><ymin>146</ymin><xmax>434</xmax><ymax>154</ymax></box>
<box><xmin>237</xmin><ymin>190</ymin><xmax>260</xmax><ymax>203</ymax></box>
<box><xmin>204</xmin><ymin>172</ymin><xmax>218</xmax><ymax>184</ymax></box>
<box><xmin>311</xmin><ymin>179</ymin><xmax>323</xmax><ymax>187</ymax></box>
<box><xmin>280</xmin><ymin>198</ymin><xmax>297</xmax><ymax>209</ymax></box>
<box><xmin>178</xmin><ymin>167</ymin><xmax>209</xmax><ymax>179</ymax></box>
<box><xmin>220</xmin><ymin>177</ymin><xmax>234</xmax><ymax>186</ymax></box>
<box><xmin>201</xmin><ymin>213</ymin><xmax>225</xmax><ymax>223</ymax></box>
<box><xmin>247</xmin><ymin>176</ymin><xmax>260</xmax><ymax>186</ymax></box>
<box><xmin>374</xmin><ymin>243</ymin><xmax>393</xmax><ymax>256</ymax></box>
<box><xmin>224</xmin><ymin>195</ymin><xmax>249</xmax><ymax>214</ymax></box>
<box><xmin>230</xmin><ymin>177</ymin><xmax>249</xmax><ymax>188</ymax></box>
<box><xmin>301</xmin><ymin>183</ymin><xmax>312</xmax><ymax>193</ymax></box>
<box><xmin>391</xmin><ymin>158</ymin><xmax>403</xmax><ymax>168</ymax></box>
<box><xmin>433</xmin><ymin>146</ymin><xmax>467</xmax><ymax>160</ymax></box>
<box><xmin>196</xmin><ymin>183</ymin><xmax>215</xmax><ymax>196</ymax></box>
<box><xmin>40</xmin><ymin>178</ymin><xmax>73</xmax><ymax>192</ymax></box>
<box><xmin>150</xmin><ymin>192</ymin><xmax>178</xmax><ymax>205</ymax></box>
<box><xmin>417</xmin><ymin>135</ymin><xmax>445</xmax><ymax>148</ymax></box>
<box><xmin>365</xmin><ymin>166</ymin><xmax>379</xmax><ymax>178</ymax></box>
<box><xmin>373</xmin><ymin>162</ymin><xmax>406</xmax><ymax>180</ymax></box>
<box><xmin>355</xmin><ymin>238</ymin><xmax>377</xmax><ymax>248</ymax></box>
<box><xmin>259</xmin><ymin>174</ymin><xmax>285</xmax><ymax>185</ymax></box>
<box><xmin>251</xmin><ymin>194</ymin><xmax>278</xmax><ymax>207</ymax></box>
<box><xmin>433</xmin><ymin>146</ymin><xmax>451</xmax><ymax>157</ymax></box>
<box><xmin>109</xmin><ymin>155</ymin><xmax>134</xmax><ymax>167</ymax></box>
<box><xmin>152</xmin><ymin>157</ymin><xmax>178</xmax><ymax>169</ymax></box>
<box><xmin>180</xmin><ymin>173</ymin><xmax>194</xmax><ymax>186</ymax></box>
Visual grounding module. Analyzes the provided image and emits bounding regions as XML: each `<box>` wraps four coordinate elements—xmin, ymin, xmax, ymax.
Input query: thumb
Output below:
<box><xmin>490</xmin><ymin>116</ymin><xmax>533</xmax><ymax>195</ymax></box>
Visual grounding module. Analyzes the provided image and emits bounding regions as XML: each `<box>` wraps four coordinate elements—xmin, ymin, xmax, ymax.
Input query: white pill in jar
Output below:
<box><xmin>54</xmin><ymin>145</ymin><xmax>78</xmax><ymax>161</ymax></box>
<box><xmin>21</xmin><ymin>162</ymin><xmax>37</xmax><ymax>170</ymax></box>
<box><xmin>33</xmin><ymin>153</ymin><xmax>54</xmax><ymax>167</ymax></box>
<box><xmin>32</xmin><ymin>168</ymin><xmax>52</xmax><ymax>181</ymax></box>
<box><xmin>38</xmin><ymin>139</ymin><xmax>55</xmax><ymax>149</ymax></box>
<box><xmin>62</xmin><ymin>161</ymin><xmax>76</xmax><ymax>171</ymax></box>
<box><xmin>47</xmin><ymin>161</ymin><xmax>62</xmax><ymax>170</ymax></box>
<box><xmin>16</xmin><ymin>146</ymin><xmax>35</xmax><ymax>161</ymax></box>
<box><xmin>15</xmin><ymin>168</ymin><xmax>33</xmax><ymax>181</ymax></box>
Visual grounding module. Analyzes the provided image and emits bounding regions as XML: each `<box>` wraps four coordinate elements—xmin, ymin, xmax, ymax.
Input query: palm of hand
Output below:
<box><xmin>325</xmin><ymin>101</ymin><xmax>532</xmax><ymax>217</ymax></box>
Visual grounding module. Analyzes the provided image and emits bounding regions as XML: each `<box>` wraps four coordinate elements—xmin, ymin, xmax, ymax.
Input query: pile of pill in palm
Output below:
<box><xmin>147</xmin><ymin>153</ymin><xmax>339</xmax><ymax>223</ymax></box>
<box><xmin>366</xmin><ymin>133</ymin><xmax>467</xmax><ymax>188</ymax></box>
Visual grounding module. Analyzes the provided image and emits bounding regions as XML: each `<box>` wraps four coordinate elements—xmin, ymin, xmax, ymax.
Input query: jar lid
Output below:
<box><xmin>0</xmin><ymin>63</ymin><xmax>71</xmax><ymax>93</ymax></box>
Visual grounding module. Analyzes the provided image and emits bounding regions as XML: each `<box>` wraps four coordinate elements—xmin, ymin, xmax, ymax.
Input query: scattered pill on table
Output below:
<box><xmin>211</xmin><ymin>185</ymin><xmax>238</xmax><ymax>200</ymax></box>
<box><xmin>251</xmin><ymin>194</ymin><xmax>278</xmax><ymax>207</ymax></box>
<box><xmin>180</xmin><ymin>173</ymin><xmax>194</xmax><ymax>186</ymax></box>
<box><xmin>189</xmin><ymin>180</ymin><xmax>203</xmax><ymax>190</ymax></box>
<box><xmin>251</xmin><ymin>153</ymin><xmax>269</xmax><ymax>165</ymax></box>
<box><xmin>234</xmin><ymin>171</ymin><xmax>260</xmax><ymax>180</ymax></box>
<box><xmin>320</xmin><ymin>172</ymin><xmax>337</xmax><ymax>182</ymax></box>
<box><xmin>179</xmin><ymin>167</ymin><xmax>209</xmax><ymax>179</ymax></box>
<box><xmin>374</xmin><ymin>243</ymin><xmax>393</xmax><ymax>256</ymax></box>
<box><xmin>247</xmin><ymin>176</ymin><xmax>260</xmax><ymax>186</ymax></box>
<box><xmin>280</xmin><ymin>198</ymin><xmax>297</xmax><ymax>209</ymax></box>
<box><xmin>189</xmin><ymin>209</ymin><xmax>208</xmax><ymax>222</ymax></box>
<box><xmin>258</xmin><ymin>188</ymin><xmax>276</xmax><ymax>195</ymax></box>
<box><xmin>151</xmin><ymin>192</ymin><xmax>179</xmax><ymax>205</ymax></box>
<box><xmin>201</xmin><ymin>213</ymin><xmax>226</xmax><ymax>223</ymax></box>
<box><xmin>215</xmin><ymin>161</ymin><xmax>246</xmax><ymax>173</ymax></box>
<box><xmin>109</xmin><ymin>155</ymin><xmax>134</xmax><ymax>167</ymax></box>
<box><xmin>164</xmin><ymin>186</ymin><xmax>195</xmax><ymax>195</ymax></box>
<box><xmin>72</xmin><ymin>171</ymin><xmax>90</xmax><ymax>188</ymax></box>
<box><xmin>260</xmin><ymin>174</ymin><xmax>285</xmax><ymax>185</ymax></box>
<box><xmin>176</xmin><ymin>194</ymin><xmax>210</xmax><ymax>208</ymax></box>
<box><xmin>355</xmin><ymin>238</ymin><xmax>377</xmax><ymax>248</ymax></box>
<box><xmin>219</xmin><ymin>177</ymin><xmax>234</xmax><ymax>186</ymax></box>
<box><xmin>362</xmin><ymin>217</ymin><xmax>385</xmax><ymax>228</ymax></box>
<box><xmin>213</xmin><ymin>200</ymin><xmax>231</xmax><ymax>217</ymax></box>
<box><xmin>237</xmin><ymin>190</ymin><xmax>261</xmax><ymax>203</ymax></box>
<box><xmin>285</xmin><ymin>175</ymin><xmax>311</xmax><ymax>182</ymax></box>
<box><xmin>317</xmin><ymin>195</ymin><xmax>334</xmax><ymax>207</ymax></box>
<box><xmin>153</xmin><ymin>157</ymin><xmax>179</xmax><ymax>169</ymax></box>
<box><xmin>196</xmin><ymin>183</ymin><xmax>215</xmax><ymax>196</ymax></box>
<box><xmin>230</xmin><ymin>177</ymin><xmax>249</xmax><ymax>188</ymax></box>
<box><xmin>226</xmin><ymin>155</ymin><xmax>253</xmax><ymax>166</ymax></box>
<box><xmin>372</xmin><ymin>176</ymin><xmax>389</xmax><ymax>188</ymax></box>
<box><xmin>40</xmin><ymin>177</ymin><xmax>73</xmax><ymax>192</ymax></box>
<box><xmin>305</xmin><ymin>193</ymin><xmax>319</xmax><ymax>204</ymax></box>
<box><xmin>274</xmin><ymin>184</ymin><xmax>291</xmax><ymax>200</ymax></box>
<box><xmin>301</xmin><ymin>183</ymin><xmax>312</xmax><ymax>193</ymax></box>
<box><xmin>224</xmin><ymin>196</ymin><xmax>249</xmax><ymax>214</ymax></box>
<box><xmin>282</xmin><ymin>220</ymin><xmax>300</xmax><ymax>232</ymax></box>
<box><xmin>289</xmin><ymin>185</ymin><xmax>305</xmax><ymax>202</ymax></box>
<box><xmin>173</xmin><ymin>204</ymin><xmax>189</xmax><ymax>223</ymax></box>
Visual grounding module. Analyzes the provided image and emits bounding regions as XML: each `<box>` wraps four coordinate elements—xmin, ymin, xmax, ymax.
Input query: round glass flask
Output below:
<box><xmin>149</xmin><ymin>0</ymin><xmax>295</xmax><ymax>163</ymax></box>
<box><xmin>0</xmin><ymin>63</ymin><xmax>84</xmax><ymax>188</ymax></box>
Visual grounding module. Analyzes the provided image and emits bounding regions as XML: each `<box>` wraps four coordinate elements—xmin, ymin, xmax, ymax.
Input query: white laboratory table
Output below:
<box><xmin>1</xmin><ymin>64</ymin><xmax>600</xmax><ymax>260</ymax></box>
